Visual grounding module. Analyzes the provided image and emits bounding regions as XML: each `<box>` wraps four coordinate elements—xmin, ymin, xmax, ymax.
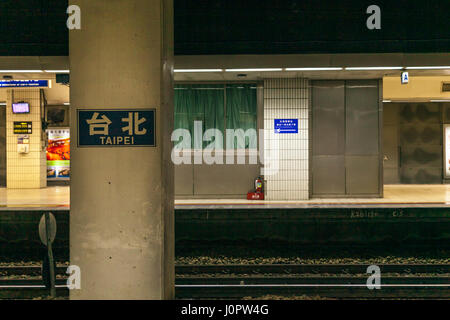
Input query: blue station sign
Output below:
<box><xmin>0</xmin><ymin>80</ymin><xmax>51</xmax><ymax>88</ymax></box>
<box><xmin>77</xmin><ymin>109</ymin><xmax>156</xmax><ymax>147</ymax></box>
<box><xmin>274</xmin><ymin>119</ymin><xmax>299</xmax><ymax>134</ymax></box>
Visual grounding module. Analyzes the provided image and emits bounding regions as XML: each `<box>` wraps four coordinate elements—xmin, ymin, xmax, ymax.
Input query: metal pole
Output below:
<box><xmin>45</xmin><ymin>211</ymin><xmax>56</xmax><ymax>298</ymax></box>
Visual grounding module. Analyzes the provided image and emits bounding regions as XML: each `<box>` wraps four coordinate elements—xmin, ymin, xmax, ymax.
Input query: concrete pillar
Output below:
<box><xmin>5</xmin><ymin>89</ymin><xmax>47</xmax><ymax>189</ymax></box>
<box><xmin>69</xmin><ymin>0</ymin><xmax>174</xmax><ymax>299</ymax></box>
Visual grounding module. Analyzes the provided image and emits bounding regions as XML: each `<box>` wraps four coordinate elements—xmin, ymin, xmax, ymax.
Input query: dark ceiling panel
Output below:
<box><xmin>174</xmin><ymin>0</ymin><xmax>450</xmax><ymax>55</ymax></box>
<box><xmin>0</xmin><ymin>0</ymin><xmax>68</xmax><ymax>55</ymax></box>
<box><xmin>0</xmin><ymin>0</ymin><xmax>448</xmax><ymax>56</ymax></box>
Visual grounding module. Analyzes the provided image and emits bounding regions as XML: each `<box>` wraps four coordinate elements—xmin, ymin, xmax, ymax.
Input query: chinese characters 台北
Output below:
<box><xmin>85</xmin><ymin>111</ymin><xmax>150</xmax><ymax>146</ymax></box>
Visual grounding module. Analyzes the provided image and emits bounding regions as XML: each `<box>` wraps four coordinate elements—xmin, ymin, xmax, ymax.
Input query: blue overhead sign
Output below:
<box><xmin>274</xmin><ymin>119</ymin><xmax>298</xmax><ymax>134</ymax></box>
<box><xmin>78</xmin><ymin>109</ymin><xmax>156</xmax><ymax>147</ymax></box>
<box><xmin>0</xmin><ymin>80</ymin><xmax>51</xmax><ymax>88</ymax></box>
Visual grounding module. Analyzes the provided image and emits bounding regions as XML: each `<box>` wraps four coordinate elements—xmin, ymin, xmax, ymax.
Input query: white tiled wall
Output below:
<box><xmin>264</xmin><ymin>78</ymin><xmax>309</xmax><ymax>200</ymax></box>
<box><xmin>6</xmin><ymin>89</ymin><xmax>46</xmax><ymax>189</ymax></box>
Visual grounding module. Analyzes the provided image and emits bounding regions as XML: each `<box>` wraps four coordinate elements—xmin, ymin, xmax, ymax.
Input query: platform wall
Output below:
<box><xmin>0</xmin><ymin>104</ymin><xmax>5</xmax><ymax>187</ymax></box>
<box><xmin>0</xmin><ymin>208</ymin><xmax>449</xmax><ymax>259</ymax></box>
<box><xmin>263</xmin><ymin>78</ymin><xmax>309</xmax><ymax>200</ymax></box>
<box><xmin>311</xmin><ymin>80</ymin><xmax>382</xmax><ymax>197</ymax></box>
<box><xmin>6</xmin><ymin>89</ymin><xmax>46</xmax><ymax>189</ymax></box>
<box><xmin>384</xmin><ymin>102</ymin><xmax>450</xmax><ymax>184</ymax></box>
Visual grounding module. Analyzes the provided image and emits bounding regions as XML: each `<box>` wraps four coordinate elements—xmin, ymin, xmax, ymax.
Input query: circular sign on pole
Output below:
<box><xmin>39</xmin><ymin>213</ymin><xmax>57</xmax><ymax>246</ymax></box>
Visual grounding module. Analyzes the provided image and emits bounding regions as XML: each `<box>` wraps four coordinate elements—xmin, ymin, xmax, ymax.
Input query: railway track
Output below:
<box><xmin>1</xmin><ymin>264</ymin><xmax>449</xmax><ymax>299</ymax></box>
<box><xmin>175</xmin><ymin>284</ymin><xmax>450</xmax><ymax>299</ymax></box>
<box><xmin>176</xmin><ymin>264</ymin><xmax>450</xmax><ymax>275</ymax></box>
<box><xmin>1</xmin><ymin>264</ymin><xmax>449</xmax><ymax>276</ymax></box>
<box><xmin>176</xmin><ymin>264</ymin><xmax>450</xmax><ymax>299</ymax></box>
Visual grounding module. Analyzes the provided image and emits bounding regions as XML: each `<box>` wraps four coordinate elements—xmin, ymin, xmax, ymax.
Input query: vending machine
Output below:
<box><xmin>46</xmin><ymin>128</ymin><xmax>70</xmax><ymax>181</ymax></box>
<box><xmin>445</xmin><ymin>124</ymin><xmax>450</xmax><ymax>181</ymax></box>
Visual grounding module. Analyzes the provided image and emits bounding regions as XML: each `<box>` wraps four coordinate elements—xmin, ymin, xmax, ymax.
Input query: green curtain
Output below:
<box><xmin>174</xmin><ymin>84</ymin><xmax>224</xmax><ymax>149</ymax></box>
<box><xmin>226</xmin><ymin>84</ymin><xmax>257</xmax><ymax>149</ymax></box>
<box><xmin>174</xmin><ymin>83</ymin><xmax>257</xmax><ymax>149</ymax></box>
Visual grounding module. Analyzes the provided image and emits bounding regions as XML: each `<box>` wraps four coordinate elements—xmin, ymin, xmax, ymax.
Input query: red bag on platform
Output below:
<box><xmin>247</xmin><ymin>192</ymin><xmax>264</xmax><ymax>200</ymax></box>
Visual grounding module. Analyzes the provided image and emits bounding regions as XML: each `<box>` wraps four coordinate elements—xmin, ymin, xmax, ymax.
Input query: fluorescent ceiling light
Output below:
<box><xmin>285</xmin><ymin>67</ymin><xmax>343</xmax><ymax>71</ymax></box>
<box><xmin>389</xmin><ymin>100</ymin><xmax>428</xmax><ymax>103</ymax></box>
<box><xmin>225</xmin><ymin>68</ymin><xmax>283</xmax><ymax>72</ymax></box>
<box><xmin>0</xmin><ymin>102</ymin><xmax>6</xmax><ymax>106</ymax></box>
<box><xmin>406</xmin><ymin>66</ymin><xmax>450</xmax><ymax>70</ymax></box>
<box><xmin>383</xmin><ymin>100</ymin><xmax>392</xmax><ymax>103</ymax></box>
<box><xmin>64</xmin><ymin>102</ymin><xmax>70</xmax><ymax>105</ymax></box>
<box><xmin>345</xmin><ymin>67</ymin><xmax>403</xmax><ymax>71</ymax></box>
<box><xmin>0</xmin><ymin>70</ymin><xmax>44</xmax><ymax>73</ymax></box>
<box><xmin>174</xmin><ymin>69</ymin><xmax>223</xmax><ymax>73</ymax></box>
<box><xmin>45</xmin><ymin>70</ymin><xmax>70</xmax><ymax>73</ymax></box>
<box><xmin>430</xmin><ymin>99</ymin><xmax>450</xmax><ymax>102</ymax></box>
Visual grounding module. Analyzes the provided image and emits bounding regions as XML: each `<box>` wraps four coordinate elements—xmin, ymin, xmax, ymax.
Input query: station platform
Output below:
<box><xmin>0</xmin><ymin>185</ymin><xmax>450</xmax><ymax>210</ymax></box>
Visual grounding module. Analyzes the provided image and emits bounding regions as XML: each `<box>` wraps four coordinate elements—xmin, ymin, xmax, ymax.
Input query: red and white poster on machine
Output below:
<box><xmin>46</xmin><ymin>128</ymin><xmax>70</xmax><ymax>180</ymax></box>
<box><xmin>445</xmin><ymin>125</ymin><xmax>450</xmax><ymax>178</ymax></box>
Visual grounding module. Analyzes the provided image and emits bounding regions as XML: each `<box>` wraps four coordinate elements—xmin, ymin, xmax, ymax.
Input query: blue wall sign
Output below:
<box><xmin>0</xmin><ymin>80</ymin><xmax>50</xmax><ymax>88</ymax></box>
<box><xmin>274</xmin><ymin>119</ymin><xmax>299</xmax><ymax>134</ymax></box>
<box><xmin>78</xmin><ymin>109</ymin><xmax>156</xmax><ymax>147</ymax></box>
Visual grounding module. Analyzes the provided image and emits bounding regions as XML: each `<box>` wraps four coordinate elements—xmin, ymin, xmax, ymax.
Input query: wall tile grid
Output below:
<box><xmin>6</xmin><ymin>89</ymin><xmax>46</xmax><ymax>189</ymax></box>
<box><xmin>0</xmin><ymin>104</ymin><xmax>6</xmax><ymax>186</ymax></box>
<box><xmin>264</xmin><ymin>78</ymin><xmax>309</xmax><ymax>200</ymax></box>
